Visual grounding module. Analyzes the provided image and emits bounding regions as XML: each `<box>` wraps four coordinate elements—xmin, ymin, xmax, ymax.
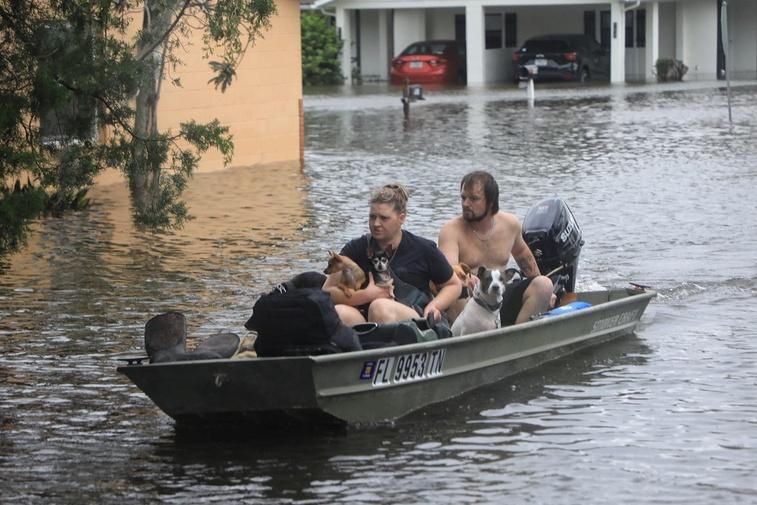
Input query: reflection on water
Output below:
<box><xmin>7</xmin><ymin>162</ymin><xmax>310</xmax><ymax>279</ymax></box>
<box><xmin>2</xmin><ymin>81</ymin><xmax>757</xmax><ymax>503</ymax></box>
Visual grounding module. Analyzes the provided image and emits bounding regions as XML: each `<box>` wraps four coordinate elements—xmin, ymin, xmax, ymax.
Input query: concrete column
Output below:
<box><xmin>610</xmin><ymin>0</ymin><xmax>626</xmax><ymax>83</ymax></box>
<box><xmin>645</xmin><ymin>1</ymin><xmax>660</xmax><ymax>82</ymax></box>
<box><xmin>675</xmin><ymin>2</ymin><xmax>684</xmax><ymax>61</ymax></box>
<box><xmin>465</xmin><ymin>2</ymin><xmax>485</xmax><ymax>85</ymax></box>
<box><xmin>378</xmin><ymin>10</ymin><xmax>390</xmax><ymax>79</ymax></box>
<box><xmin>336</xmin><ymin>7</ymin><xmax>352</xmax><ymax>83</ymax></box>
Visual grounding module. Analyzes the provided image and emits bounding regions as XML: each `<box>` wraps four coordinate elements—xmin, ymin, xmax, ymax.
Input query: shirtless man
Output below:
<box><xmin>438</xmin><ymin>171</ymin><xmax>554</xmax><ymax>325</ymax></box>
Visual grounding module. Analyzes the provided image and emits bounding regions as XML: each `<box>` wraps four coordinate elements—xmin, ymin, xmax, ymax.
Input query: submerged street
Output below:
<box><xmin>2</xmin><ymin>80</ymin><xmax>757</xmax><ymax>503</ymax></box>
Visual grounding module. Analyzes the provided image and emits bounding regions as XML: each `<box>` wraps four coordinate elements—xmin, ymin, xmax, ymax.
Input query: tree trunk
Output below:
<box><xmin>129</xmin><ymin>1</ymin><xmax>180</xmax><ymax>213</ymax></box>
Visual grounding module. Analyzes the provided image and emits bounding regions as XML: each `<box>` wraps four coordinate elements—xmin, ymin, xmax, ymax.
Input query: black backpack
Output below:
<box><xmin>245</xmin><ymin>287</ymin><xmax>361</xmax><ymax>357</ymax></box>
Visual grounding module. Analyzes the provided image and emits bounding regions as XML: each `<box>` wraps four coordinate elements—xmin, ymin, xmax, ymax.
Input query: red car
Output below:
<box><xmin>390</xmin><ymin>40</ymin><xmax>466</xmax><ymax>85</ymax></box>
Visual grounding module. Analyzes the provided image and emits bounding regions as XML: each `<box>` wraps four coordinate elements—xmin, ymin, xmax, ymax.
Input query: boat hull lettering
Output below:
<box><xmin>369</xmin><ymin>349</ymin><xmax>446</xmax><ymax>387</ymax></box>
<box><xmin>592</xmin><ymin>309</ymin><xmax>640</xmax><ymax>332</ymax></box>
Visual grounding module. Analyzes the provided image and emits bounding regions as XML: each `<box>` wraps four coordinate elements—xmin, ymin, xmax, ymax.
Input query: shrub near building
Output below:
<box><xmin>301</xmin><ymin>13</ymin><xmax>344</xmax><ymax>86</ymax></box>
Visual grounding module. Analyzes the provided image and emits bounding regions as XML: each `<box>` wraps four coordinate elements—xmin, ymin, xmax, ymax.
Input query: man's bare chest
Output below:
<box><xmin>459</xmin><ymin>234</ymin><xmax>515</xmax><ymax>269</ymax></box>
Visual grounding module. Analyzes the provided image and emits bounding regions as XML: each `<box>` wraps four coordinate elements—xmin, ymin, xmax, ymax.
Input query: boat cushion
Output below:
<box><xmin>245</xmin><ymin>287</ymin><xmax>361</xmax><ymax>357</ymax></box>
<box><xmin>353</xmin><ymin>318</ymin><xmax>440</xmax><ymax>349</ymax></box>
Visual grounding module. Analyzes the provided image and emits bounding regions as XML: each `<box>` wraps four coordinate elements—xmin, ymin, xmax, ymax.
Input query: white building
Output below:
<box><xmin>311</xmin><ymin>0</ymin><xmax>757</xmax><ymax>84</ymax></box>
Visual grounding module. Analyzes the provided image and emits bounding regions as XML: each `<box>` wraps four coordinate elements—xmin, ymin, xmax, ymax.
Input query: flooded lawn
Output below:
<box><xmin>2</xmin><ymin>80</ymin><xmax>757</xmax><ymax>503</ymax></box>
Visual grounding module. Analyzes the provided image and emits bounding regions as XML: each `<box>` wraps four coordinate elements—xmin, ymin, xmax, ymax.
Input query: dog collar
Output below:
<box><xmin>474</xmin><ymin>296</ymin><xmax>502</xmax><ymax>312</ymax></box>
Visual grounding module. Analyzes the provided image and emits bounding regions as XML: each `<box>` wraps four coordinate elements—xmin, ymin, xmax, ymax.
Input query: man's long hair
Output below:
<box><xmin>460</xmin><ymin>171</ymin><xmax>499</xmax><ymax>215</ymax></box>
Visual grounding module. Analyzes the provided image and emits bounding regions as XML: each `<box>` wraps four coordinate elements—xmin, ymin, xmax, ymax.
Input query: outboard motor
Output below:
<box><xmin>522</xmin><ymin>198</ymin><xmax>584</xmax><ymax>293</ymax></box>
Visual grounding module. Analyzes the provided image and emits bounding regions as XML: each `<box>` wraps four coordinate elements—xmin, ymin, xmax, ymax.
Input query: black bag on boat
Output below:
<box><xmin>245</xmin><ymin>287</ymin><xmax>361</xmax><ymax>357</ymax></box>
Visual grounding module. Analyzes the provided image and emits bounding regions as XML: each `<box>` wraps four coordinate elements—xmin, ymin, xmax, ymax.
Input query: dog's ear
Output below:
<box><xmin>476</xmin><ymin>265</ymin><xmax>487</xmax><ymax>278</ymax></box>
<box><xmin>326</xmin><ymin>251</ymin><xmax>341</xmax><ymax>269</ymax></box>
<box><xmin>366</xmin><ymin>247</ymin><xmax>374</xmax><ymax>259</ymax></box>
<box><xmin>459</xmin><ymin>263</ymin><xmax>471</xmax><ymax>275</ymax></box>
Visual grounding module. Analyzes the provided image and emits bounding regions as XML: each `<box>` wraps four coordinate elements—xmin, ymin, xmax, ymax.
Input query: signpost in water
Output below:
<box><xmin>721</xmin><ymin>0</ymin><xmax>733</xmax><ymax>126</ymax></box>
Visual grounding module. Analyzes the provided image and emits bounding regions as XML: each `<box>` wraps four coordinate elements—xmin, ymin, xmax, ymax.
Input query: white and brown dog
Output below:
<box><xmin>451</xmin><ymin>266</ymin><xmax>505</xmax><ymax>336</ymax></box>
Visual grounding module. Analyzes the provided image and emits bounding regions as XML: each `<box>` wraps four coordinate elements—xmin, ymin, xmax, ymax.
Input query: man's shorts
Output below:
<box><xmin>499</xmin><ymin>277</ymin><xmax>535</xmax><ymax>326</ymax></box>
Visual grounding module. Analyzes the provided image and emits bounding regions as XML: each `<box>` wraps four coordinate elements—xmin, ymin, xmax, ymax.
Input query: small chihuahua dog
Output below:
<box><xmin>324</xmin><ymin>251</ymin><xmax>366</xmax><ymax>298</ymax></box>
<box><xmin>366</xmin><ymin>245</ymin><xmax>393</xmax><ymax>285</ymax></box>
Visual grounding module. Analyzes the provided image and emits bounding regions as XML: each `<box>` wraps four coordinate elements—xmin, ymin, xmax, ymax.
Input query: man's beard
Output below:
<box><xmin>463</xmin><ymin>208</ymin><xmax>488</xmax><ymax>223</ymax></box>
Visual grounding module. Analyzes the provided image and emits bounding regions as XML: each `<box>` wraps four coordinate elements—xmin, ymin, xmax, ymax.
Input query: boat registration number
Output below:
<box><xmin>363</xmin><ymin>349</ymin><xmax>446</xmax><ymax>387</ymax></box>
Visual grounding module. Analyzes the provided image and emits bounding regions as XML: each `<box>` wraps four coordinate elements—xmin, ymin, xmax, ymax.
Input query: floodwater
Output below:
<box><xmin>2</xmin><ymin>80</ymin><xmax>757</xmax><ymax>504</ymax></box>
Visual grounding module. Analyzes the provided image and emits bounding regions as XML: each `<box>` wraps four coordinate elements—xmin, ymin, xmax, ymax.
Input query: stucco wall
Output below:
<box><xmin>659</xmin><ymin>2</ymin><xmax>677</xmax><ymax>59</ymax></box>
<box><xmin>394</xmin><ymin>9</ymin><xmax>427</xmax><ymax>55</ymax></box>
<box><xmin>730</xmin><ymin>0</ymin><xmax>757</xmax><ymax>79</ymax></box>
<box><xmin>157</xmin><ymin>0</ymin><xmax>303</xmax><ymax>172</ymax></box>
<box><xmin>427</xmin><ymin>8</ymin><xmax>459</xmax><ymax>40</ymax></box>
<box><xmin>360</xmin><ymin>10</ymin><xmax>382</xmax><ymax>76</ymax></box>
<box><xmin>678</xmin><ymin>0</ymin><xmax>718</xmax><ymax>80</ymax></box>
<box><xmin>516</xmin><ymin>5</ymin><xmax>584</xmax><ymax>42</ymax></box>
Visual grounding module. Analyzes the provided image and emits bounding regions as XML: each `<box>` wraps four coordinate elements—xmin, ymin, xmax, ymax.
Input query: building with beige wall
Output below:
<box><xmin>162</xmin><ymin>0</ymin><xmax>304</xmax><ymax>172</ymax></box>
<box><xmin>98</xmin><ymin>0</ymin><xmax>303</xmax><ymax>185</ymax></box>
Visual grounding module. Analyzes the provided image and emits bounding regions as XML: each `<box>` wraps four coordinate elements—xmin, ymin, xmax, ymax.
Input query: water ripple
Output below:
<box><xmin>2</xmin><ymin>83</ymin><xmax>757</xmax><ymax>504</ymax></box>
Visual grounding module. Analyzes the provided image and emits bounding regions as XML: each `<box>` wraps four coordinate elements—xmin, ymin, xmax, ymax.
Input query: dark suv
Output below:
<box><xmin>512</xmin><ymin>34</ymin><xmax>610</xmax><ymax>83</ymax></box>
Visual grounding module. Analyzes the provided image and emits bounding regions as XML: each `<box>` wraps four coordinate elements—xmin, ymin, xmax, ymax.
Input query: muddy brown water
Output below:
<box><xmin>2</xmin><ymin>81</ymin><xmax>757</xmax><ymax>503</ymax></box>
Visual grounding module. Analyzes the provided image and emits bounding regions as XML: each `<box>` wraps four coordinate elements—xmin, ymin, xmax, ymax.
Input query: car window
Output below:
<box><xmin>587</xmin><ymin>38</ymin><xmax>603</xmax><ymax>51</ymax></box>
<box><xmin>401</xmin><ymin>42</ymin><xmax>453</xmax><ymax>56</ymax></box>
<box><xmin>520</xmin><ymin>40</ymin><xmax>569</xmax><ymax>53</ymax></box>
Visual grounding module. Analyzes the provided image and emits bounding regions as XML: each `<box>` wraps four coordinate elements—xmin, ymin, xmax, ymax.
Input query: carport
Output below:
<box><xmin>310</xmin><ymin>0</ymin><xmax>757</xmax><ymax>85</ymax></box>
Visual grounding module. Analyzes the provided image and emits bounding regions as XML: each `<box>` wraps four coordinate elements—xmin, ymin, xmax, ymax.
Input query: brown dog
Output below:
<box><xmin>453</xmin><ymin>262</ymin><xmax>472</xmax><ymax>284</ymax></box>
<box><xmin>324</xmin><ymin>251</ymin><xmax>366</xmax><ymax>298</ymax></box>
<box><xmin>430</xmin><ymin>262</ymin><xmax>472</xmax><ymax>295</ymax></box>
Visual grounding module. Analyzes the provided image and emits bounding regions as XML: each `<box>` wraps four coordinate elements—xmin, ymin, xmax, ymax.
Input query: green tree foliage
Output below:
<box><xmin>0</xmin><ymin>0</ymin><xmax>277</xmax><ymax>257</ymax></box>
<box><xmin>301</xmin><ymin>12</ymin><xmax>343</xmax><ymax>86</ymax></box>
<box><xmin>0</xmin><ymin>180</ymin><xmax>45</xmax><ymax>255</ymax></box>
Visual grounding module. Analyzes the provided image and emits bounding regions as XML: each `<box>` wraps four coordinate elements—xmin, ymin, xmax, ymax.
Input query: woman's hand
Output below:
<box><xmin>364</xmin><ymin>272</ymin><xmax>394</xmax><ymax>301</ymax></box>
<box><xmin>423</xmin><ymin>301</ymin><xmax>441</xmax><ymax>322</ymax></box>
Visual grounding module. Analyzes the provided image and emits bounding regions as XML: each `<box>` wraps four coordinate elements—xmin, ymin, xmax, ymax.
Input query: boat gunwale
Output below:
<box><xmin>116</xmin><ymin>288</ymin><xmax>655</xmax><ymax>372</ymax></box>
<box><xmin>313</xmin><ymin>287</ymin><xmax>655</xmax><ymax>361</ymax></box>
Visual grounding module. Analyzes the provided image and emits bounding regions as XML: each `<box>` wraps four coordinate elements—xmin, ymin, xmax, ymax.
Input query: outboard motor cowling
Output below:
<box><xmin>522</xmin><ymin>198</ymin><xmax>583</xmax><ymax>292</ymax></box>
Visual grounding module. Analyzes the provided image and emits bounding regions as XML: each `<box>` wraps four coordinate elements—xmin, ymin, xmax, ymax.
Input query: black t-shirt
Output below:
<box><xmin>340</xmin><ymin>231</ymin><xmax>453</xmax><ymax>297</ymax></box>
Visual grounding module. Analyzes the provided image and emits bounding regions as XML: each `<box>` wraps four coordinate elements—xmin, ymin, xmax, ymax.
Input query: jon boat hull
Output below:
<box><xmin>118</xmin><ymin>287</ymin><xmax>655</xmax><ymax>426</ymax></box>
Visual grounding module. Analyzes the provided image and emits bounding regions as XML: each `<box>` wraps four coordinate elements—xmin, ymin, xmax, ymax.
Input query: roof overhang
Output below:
<box><xmin>311</xmin><ymin>0</ymin><xmax>629</xmax><ymax>9</ymax></box>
